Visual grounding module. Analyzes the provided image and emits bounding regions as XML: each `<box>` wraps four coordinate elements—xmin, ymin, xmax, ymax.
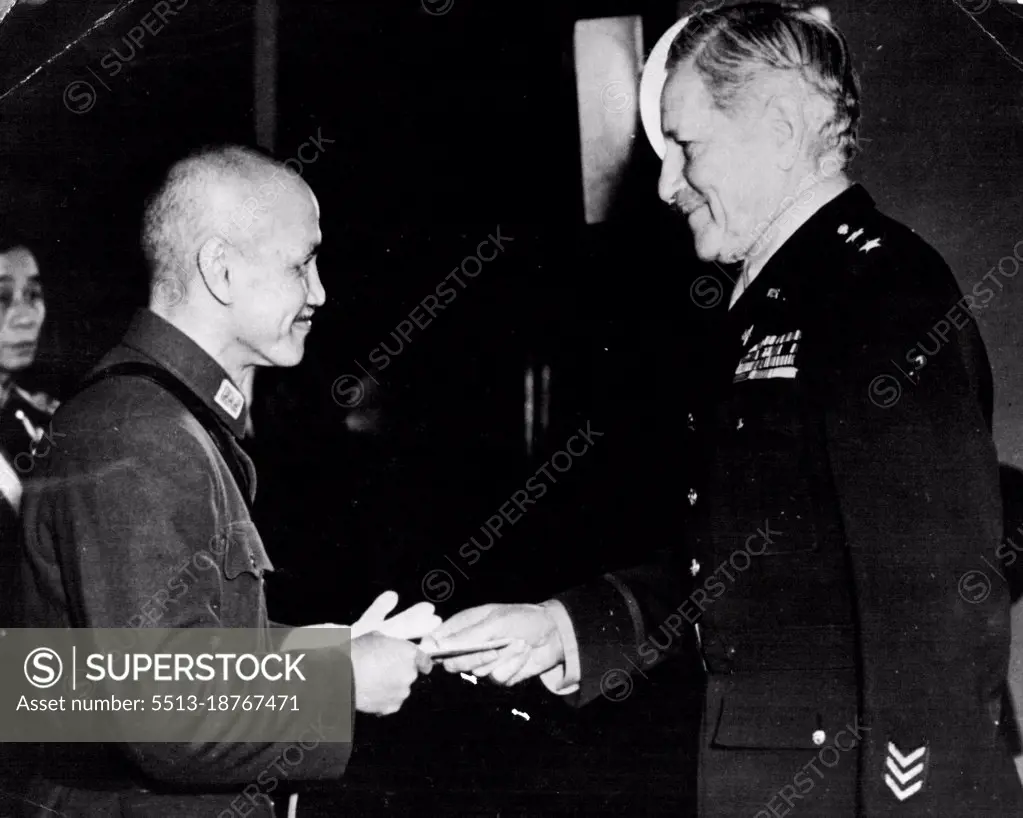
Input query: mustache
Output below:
<box><xmin>672</xmin><ymin>195</ymin><xmax>706</xmax><ymax>216</ymax></box>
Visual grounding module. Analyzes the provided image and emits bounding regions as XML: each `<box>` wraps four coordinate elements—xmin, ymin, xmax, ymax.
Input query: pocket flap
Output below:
<box><xmin>219</xmin><ymin>520</ymin><xmax>274</xmax><ymax>580</ymax></box>
<box><xmin>713</xmin><ymin>698</ymin><xmax>824</xmax><ymax>750</ymax></box>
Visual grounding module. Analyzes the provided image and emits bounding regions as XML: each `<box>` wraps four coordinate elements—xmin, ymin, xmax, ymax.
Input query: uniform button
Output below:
<box><xmin>690</xmin><ymin>559</ymin><xmax>701</xmax><ymax>576</ymax></box>
<box><xmin>812</xmin><ymin>730</ymin><xmax>826</xmax><ymax>746</ymax></box>
<box><xmin>688</xmin><ymin>488</ymin><xmax>698</xmax><ymax>506</ymax></box>
<box><xmin>726</xmin><ymin>646</ymin><xmax>736</xmax><ymax>658</ymax></box>
<box><xmin>736</xmin><ymin>418</ymin><xmax>744</xmax><ymax>430</ymax></box>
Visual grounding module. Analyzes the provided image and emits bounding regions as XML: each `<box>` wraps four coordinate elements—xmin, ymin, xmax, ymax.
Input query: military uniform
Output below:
<box><xmin>0</xmin><ymin>381</ymin><xmax>58</xmax><ymax>625</ymax></box>
<box><xmin>553</xmin><ymin>185</ymin><xmax>1023</xmax><ymax>815</ymax></box>
<box><xmin>0</xmin><ymin>383</ymin><xmax>57</xmax><ymax>816</ymax></box>
<box><xmin>18</xmin><ymin>309</ymin><xmax>352</xmax><ymax>817</ymax></box>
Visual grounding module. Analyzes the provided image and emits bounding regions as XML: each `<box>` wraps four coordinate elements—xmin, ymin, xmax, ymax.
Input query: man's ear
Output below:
<box><xmin>765</xmin><ymin>93</ymin><xmax>805</xmax><ymax>171</ymax></box>
<box><xmin>197</xmin><ymin>233</ymin><xmax>233</xmax><ymax>306</ymax></box>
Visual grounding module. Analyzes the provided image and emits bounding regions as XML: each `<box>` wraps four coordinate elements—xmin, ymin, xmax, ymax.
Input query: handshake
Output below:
<box><xmin>311</xmin><ymin>593</ymin><xmax>567</xmax><ymax>716</ymax></box>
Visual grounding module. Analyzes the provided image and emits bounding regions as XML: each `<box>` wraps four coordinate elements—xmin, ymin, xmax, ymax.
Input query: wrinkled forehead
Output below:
<box><xmin>660</xmin><ymin>62</ymin><xmax>715</xmax><ymax>136</ymax></box>
<box><xmin>0</xmin><ymin>247</ymin><xmax>40</xmax><ymax>281</ymax></box>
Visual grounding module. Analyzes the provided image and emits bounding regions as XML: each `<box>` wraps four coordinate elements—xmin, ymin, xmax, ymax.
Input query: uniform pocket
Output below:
<box><xmin>712</xmin><ymin>698</ymin><xmax>825</xmax><ymax>750</ymax></box>
<box><xmin>708</xmin><ymin>671</ymin><xmax>860</xmax><ymax>751</ymax></box>
<box><xmin>218</xmin><ymin>520</ymin><xmax>274</xmax><ymax>580</ymax></box>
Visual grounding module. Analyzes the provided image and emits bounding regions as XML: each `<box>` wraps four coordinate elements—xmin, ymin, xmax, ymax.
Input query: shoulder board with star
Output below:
<box><xmin>13</xmin><ymin>386</ymin><xmax>60</xmax><ymax>417</ymax></box>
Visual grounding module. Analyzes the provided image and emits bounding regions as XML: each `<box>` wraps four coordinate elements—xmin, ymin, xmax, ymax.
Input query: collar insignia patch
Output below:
<box><xmin>214</xmin><ymin>379</ymin><xmax>245</xmax><ymax>420</ymax></box>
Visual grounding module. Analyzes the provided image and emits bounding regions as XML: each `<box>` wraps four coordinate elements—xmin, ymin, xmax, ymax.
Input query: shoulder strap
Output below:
<box><xmin>79</xmin><ymin>362</ymin><xmax>252</xmax><ymax>511</ymax></box>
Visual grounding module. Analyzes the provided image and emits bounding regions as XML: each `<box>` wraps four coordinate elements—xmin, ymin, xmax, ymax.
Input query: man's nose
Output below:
<box><xmin>306</xmin><ymin>266</ymin><xmax>326</xmax><ymax>308</ymax></box>
<box><xmin>658</xmin><ymin>148</ymin><xmax>686</xmax><ymax>205</ymax></box>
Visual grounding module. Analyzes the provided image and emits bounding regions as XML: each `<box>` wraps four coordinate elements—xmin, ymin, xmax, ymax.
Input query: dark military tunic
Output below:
<box><xmin>0</xmin><ymin>382</ymin><xmax>58</xmax><ymax>626</ymax></box>
<box><xmin>555</xmin><ymin>185</ymin><xmax>1023</xmax><ymax>815</ymax></box>
<box><xmin>0</xmin><ymin>382</ymin><xmax>57</xmax><ymax>816</ymax></box>
<box><xmin>17</xmin><ymin>309</ymin><xmax>352</xmax><ymax>817</ymax></box>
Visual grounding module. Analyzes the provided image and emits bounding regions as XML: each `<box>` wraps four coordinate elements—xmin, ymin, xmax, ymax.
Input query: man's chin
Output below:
<box><xmin>264</xmin><ymin>343</ymin><xmax>306</xmax><ymax>368</ymax></box>
<box><xmin>694</xmin><ymin>235</ymin><xmax>746</xmax><ymax>267</ymax></box>
<box><xmin>689</xmin><ymin>221</ymin><xmax>724</xmax><ymax>261</ymax></box>
<box><xmin>692</xmin><ymin>236</ymin><xmax>724</xmax><ymax>264</ymax></box>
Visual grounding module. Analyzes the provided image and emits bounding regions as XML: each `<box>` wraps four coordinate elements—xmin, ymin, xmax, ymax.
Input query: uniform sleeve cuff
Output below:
<box><xmin>539</xmin><ymin>600</ymin><xmax>580</xmax><ymax>695</ymax></box>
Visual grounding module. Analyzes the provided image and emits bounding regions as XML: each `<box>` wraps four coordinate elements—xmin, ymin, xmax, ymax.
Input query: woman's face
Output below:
<box><xmin>0</xmin><ymin>247</ymin><xmax>45</xmax><ymax>374</ymax></box>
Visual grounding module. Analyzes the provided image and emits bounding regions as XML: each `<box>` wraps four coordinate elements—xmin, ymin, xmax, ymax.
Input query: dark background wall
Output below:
<box><xmin>1</xmin><ymin>0</ymin><xmax>1020</xmax><ymax>814</ymax></box>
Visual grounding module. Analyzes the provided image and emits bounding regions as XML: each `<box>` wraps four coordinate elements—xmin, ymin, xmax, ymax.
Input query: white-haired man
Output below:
<box><xmin>425</xmin><ymin>4</ymin><xmax>1023</xmax><ymax>815</ymax></box>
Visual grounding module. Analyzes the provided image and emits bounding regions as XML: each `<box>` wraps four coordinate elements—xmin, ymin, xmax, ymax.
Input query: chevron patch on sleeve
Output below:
<box><xmin>884</xmin><ymin>742</ymin><xmax>928</xmax><ymax>801</ymax></box>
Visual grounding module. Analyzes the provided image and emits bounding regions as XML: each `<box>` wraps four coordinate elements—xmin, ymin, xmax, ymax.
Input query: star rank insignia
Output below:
<box><xmin>741</xmin><ymin>325</ymin><xmax>754</xmax><ymax>346</ymax></box>
<box><xmin>859</xmin><ymin>237</ymin><xmax>882</xmax><ymax>253</ymax></box>
<box><xmin>690</xmin><ymin>559</ymin><xmax>700</xmax><ymax>576</ymax></box>
<box><xmin>884</xmin><ymin>742</ymin><xmax>928</xmax><ymax>801</ymax></box>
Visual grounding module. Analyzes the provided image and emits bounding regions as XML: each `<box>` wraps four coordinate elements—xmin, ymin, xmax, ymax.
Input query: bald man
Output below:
<box><xmin>18</xmin><ymin>146</ymin><xmax>431</xmax><ymax>817</ymax></box>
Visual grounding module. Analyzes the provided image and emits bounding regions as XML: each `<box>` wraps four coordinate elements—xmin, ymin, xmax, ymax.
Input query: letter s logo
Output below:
<box><xmin>25</xmin><ymin>647</ymin><xmax>63</xmax><ymax>689</ymax></box>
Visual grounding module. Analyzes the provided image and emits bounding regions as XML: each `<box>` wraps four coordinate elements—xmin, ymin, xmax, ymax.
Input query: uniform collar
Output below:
<box><xmin>119</xmin><ymin>309</ymin><xmax>249</xmax><ymax>439</ymax></box>
<box><xmin>734</xmin><ymin>183</ymin><xmax>876</xmax><ymax>307</ymax></box>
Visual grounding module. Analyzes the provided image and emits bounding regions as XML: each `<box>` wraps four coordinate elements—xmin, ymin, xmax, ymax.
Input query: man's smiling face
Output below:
<box><xmin>228</xmin><ymin>182</ymin><xmax>325</xmax><ymax>368</ymax></box>
<box><xmin>657</xmin><ymin>60</ymin><xmax>787</xmax><ymax>265</ymax></box>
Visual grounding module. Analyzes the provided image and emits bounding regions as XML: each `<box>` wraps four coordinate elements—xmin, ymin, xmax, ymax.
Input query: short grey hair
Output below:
<box><xmin>140</xmin><ymin>145</ymin><xmax>281</xmax><ymax>286</ymax></box>
<box><xmin>666</xmin><ymin>2</ymin><xmax>861</xmax><ymax>166</ymax></box>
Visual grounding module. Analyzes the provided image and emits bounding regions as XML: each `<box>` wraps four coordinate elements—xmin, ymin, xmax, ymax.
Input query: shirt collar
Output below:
<box><xmin>119</xmin><ymin>309</ymin><xmax>249</xmax><ymax>439</ymax></box>
<box><xmin>728</xmin><ymin>184</ymin><xmax>876</xmax><ymax>309</ymax></box>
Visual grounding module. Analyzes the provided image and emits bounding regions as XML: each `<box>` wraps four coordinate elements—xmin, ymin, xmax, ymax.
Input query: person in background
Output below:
<box><xmin>0</xmin><ymin>239</ymin><xmax>55</xmax><ymax>817</ymax></box>
<box><xmin>0</xmin><ymin>239</ymin><xmax>57</xmax><ymax>625</ymax></box>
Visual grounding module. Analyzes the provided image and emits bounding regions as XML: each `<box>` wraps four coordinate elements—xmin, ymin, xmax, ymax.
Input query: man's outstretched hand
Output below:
<box><xmin>421</xmin><ymin>603</ymin><xmax>565</xmax><ymax>685</ymax></box>
<box><xmin>351</xmin><ymin>632</ymin><xmax>432</xmax><ymax>715</ymax></box>
<box><xmin>352</xmin><ymin>590</ymin><xmax>441</xmax><ymax>640</ymax></box>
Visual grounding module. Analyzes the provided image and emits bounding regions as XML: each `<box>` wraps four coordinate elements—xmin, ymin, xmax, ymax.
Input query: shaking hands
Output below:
<box><xmin>284</xmin><ymin>591</ymin><xmax>441</xmax><ymax>716</ymax></box>
<box><xmin>351</xmin><ymin>597</ymin><xmax>571</xmax><ymax>713</ymax></box>
<box><xmin>421</xmin><ymin>603</ymin><xmax>565</xmax><ymax>686</ymax></box>
<box><xmin>351</xmin><ymin>590</ymin><xmax>440</xmax><ymax>715</ymax></box>
<box><xmin>284</xmin><ymin>596</ymin><xmax>569</xmax><ymax>716</ymax></box>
